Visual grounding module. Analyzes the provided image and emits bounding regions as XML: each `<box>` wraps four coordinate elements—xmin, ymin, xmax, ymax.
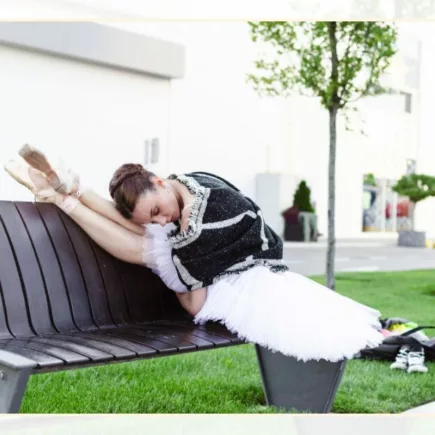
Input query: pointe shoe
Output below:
<box><xmin>4</xmin><ymin>160</ymin><xmax>79</xmax><ymax>214</ymax></box>
<box><xmin>18</xmin><ymin>144</ymin><xmax>80</xmax><ymax>195</ymax></box>
<box><xmin>4</xmin><ymin>159</ymin><xmax>58</xmax><ymax>201</ymax></box>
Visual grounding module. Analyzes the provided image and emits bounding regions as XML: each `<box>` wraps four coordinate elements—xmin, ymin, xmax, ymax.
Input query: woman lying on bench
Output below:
<box><xmin>4</xmin><ymin>145</ymin><xmax>383</xmax><ymax>363</ymax></box>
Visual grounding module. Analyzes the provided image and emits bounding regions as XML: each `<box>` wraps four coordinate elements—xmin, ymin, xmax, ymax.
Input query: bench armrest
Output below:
<box><xmin>0</xmin><ymin>350</ymin><xmax>37</xmax><ymax>370</ymax></box>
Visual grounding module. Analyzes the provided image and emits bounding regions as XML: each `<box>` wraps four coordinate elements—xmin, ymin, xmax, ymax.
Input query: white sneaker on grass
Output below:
<box><xmin>390</xmin><ymin>345</ymin><xmax>410</xmax><ymax>371</ymax></box>
<box><xmin>407</xmin><ymin>348</ymin><xmax>428</xmax><ymax>374</ymax></box>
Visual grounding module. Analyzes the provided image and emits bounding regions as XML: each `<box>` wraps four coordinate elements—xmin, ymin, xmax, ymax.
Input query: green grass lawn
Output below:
<box><xmin>21</xmin><ymin>270</ymin><xmax>435</xmax><ymax>414</ymax></box>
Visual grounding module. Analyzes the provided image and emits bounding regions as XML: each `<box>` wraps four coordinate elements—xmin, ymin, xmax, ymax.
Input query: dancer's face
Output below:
<box><xmin>131</xmin><ymin>178</ymin><xmax>181</xmax><ymax>226</ymax></box>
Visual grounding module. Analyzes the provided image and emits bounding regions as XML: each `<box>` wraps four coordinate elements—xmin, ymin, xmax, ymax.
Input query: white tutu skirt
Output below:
<box><xmin>144</xmin><ymin>224</ymin><xmax>384</xmax><ymax>362</ymax></box>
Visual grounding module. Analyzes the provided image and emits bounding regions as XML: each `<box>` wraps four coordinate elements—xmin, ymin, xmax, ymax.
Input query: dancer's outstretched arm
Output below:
<box><xmin>176</xmin><ymin>290</ymin><xmax>207</xmax><ymax>316</ymax></box>
<box><xmin>79</xmin><ymin>189</ymin><xmax>145</xmax><ymax>236</ymax></box>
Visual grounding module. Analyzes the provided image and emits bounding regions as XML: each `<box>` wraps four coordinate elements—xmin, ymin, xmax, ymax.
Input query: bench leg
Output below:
<box><xmin>256</xmin><ymin>345</ymin><xmax>347</xmax><ymax>413</ymax></box>
<box><xmin>0</xmin><ymin>363</ymin><xmax>31</xmax><ymax>413</ymax></box>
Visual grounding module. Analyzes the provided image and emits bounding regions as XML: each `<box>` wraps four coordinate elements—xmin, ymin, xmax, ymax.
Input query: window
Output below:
<box><xmin>400</xmin><ymin>91</ymin><xmax>412</xmax><ymax>113</ymax></box>
<box><xmin>144</xmin><ymin>138</ymin><xmax>159</xmax><ymax>165</ymax></box>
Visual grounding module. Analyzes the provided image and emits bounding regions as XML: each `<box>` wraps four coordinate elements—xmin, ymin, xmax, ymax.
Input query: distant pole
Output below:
<box><xmin>265</xmin><ymin>144</ymin><xmax>271</xmax><ymax>173</ymax></box>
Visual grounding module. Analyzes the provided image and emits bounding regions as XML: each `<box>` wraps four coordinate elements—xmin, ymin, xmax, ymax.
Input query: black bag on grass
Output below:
<box><xmin>358</xmin><ymin>318</ymin><xmax>435</xmax><ymax>362</ymax></box>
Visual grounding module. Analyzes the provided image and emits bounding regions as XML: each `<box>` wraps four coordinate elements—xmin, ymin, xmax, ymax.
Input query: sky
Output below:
<box><xmin>4</xmin><ymin>0</ymin><xmax>435</xmax><ymax>19</ymax></box>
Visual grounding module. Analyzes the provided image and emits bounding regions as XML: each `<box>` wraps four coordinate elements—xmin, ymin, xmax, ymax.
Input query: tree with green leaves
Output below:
<box><xmin>248</xmin><ymin>21</ymin><xmax>397</xmax><ymax>290</ymax></box>
<box><xmin>392</xmin><ymin>174</ymin><xmax>435</xmax><ymax>228</ymax></box>
<box><xmin>364</xmin><ymin>173</ymin><xmax>377</xmax><ymax>186</ymax></box>
<box><xmin>293</xmin><ymin>180</ymin><xmax>315</xmax><ymax>212</ymax></box>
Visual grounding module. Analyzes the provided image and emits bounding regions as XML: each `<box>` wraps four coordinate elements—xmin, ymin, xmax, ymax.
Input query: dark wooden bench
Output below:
<box><xmin>0</xmin><ymin>200</ymin><xmax>346</xmax><ymax>413</ymax></box>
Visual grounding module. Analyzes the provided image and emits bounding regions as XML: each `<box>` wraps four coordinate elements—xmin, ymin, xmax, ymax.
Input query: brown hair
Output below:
<box><xmin>109</xmin><ymin>163</ymin><xmax>156</xmax><ymax>219</ymax></box>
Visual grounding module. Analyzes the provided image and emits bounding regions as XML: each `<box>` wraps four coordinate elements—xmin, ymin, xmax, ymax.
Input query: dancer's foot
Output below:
<box><xmin>18</xmin><ymin>144</ymin><xmax>81</xmax><ymax>195</ymax></box>
<box><xmin>4</xmin><ymin>159</ymin><xmax>53</xmax><ymax>198</ymax></box>
<box><xmin>4</xmin><ymin>160</ymin><xmax>78</xmax><ymax>213</ymax></box>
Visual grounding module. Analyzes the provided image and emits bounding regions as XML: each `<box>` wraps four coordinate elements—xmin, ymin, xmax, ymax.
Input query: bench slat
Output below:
<box><xmin>117</xmin><ymin>261</ymin><xmax>171</xmax><ymax>323</ymax></box>
<box><xmin>30</xmin><ymin>337</ymin><xmax>114</xmax><ymax>363</ymax></box>
<box><xmin>75</xmin><ymin>332</ymin><xmax>157</xmax><ymax>356</ymax></box>
<box><xmin>0</xmin><ymin>204</ymin><xmax>35</xmax><ymax>338</ymax></box>
<box><xmin>1</xmin><ymin>203</ymin><xmax>56</xmax><ymax>336</ymax></box>
<box><xmin>36</xmin><ymin>204</ymin><xmax>96</xmax><ymax>331</ymax></box>
<box><xmin>177</xmin><ymin>321</ymin><xmax>244</xmax><ymax>343</ymax></box>
<box><xmin>100</xmin><ymin>330</ymin><xmax>180</xmax><ymax>353</ymax></box>
<box><xmin>0</xmin><ymin>285</ymin><xmax>12</xmax><ymax>340</ymax></box>
<box><xmin>58</xmin><ymin>213</ymin><xmax>115</xmax><ymax>328</ymax></box>
<box><xmin>127</xmin><ymin>325</ymin><xmax>215</xmax><ymax>349</ymax></box>
<box><xmin>90</xmin><ymin>243</ymin><xmax>133</xmax><ymax>326</ymax></box>
<box><xmin>1</xmin><ymin>338</ymin><xmax>87</xmax><ymax>365</ymax></box>
<box><xmin>118</xmin><ymin>327</ymin><xmax>198</xmax><ymax>352</ymax></box>
<box><xmin>57</xmin><ymin>334</ymin><xmax>135</xmax><ymax>360</ymax></box>
<box><xmin>155</xmin><ymin>322</ymin><xmax>233</xmax><ymax>346</ymax></box>
<box><xmin>16</xmin><ymin>203</ymin><xmax>79</xmax><ymax>334</ymax></box>
<box><xmin>0</xmin><ymin>341</ymin><xmax>64</xmax><ymax>368</ymax></box>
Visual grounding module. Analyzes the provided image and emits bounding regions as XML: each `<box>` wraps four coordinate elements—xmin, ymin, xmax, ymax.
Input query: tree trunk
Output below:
<box><xmin>409</xmin><ymin>201</ymin><xmax>415</xmax><ymax>230</ymax></box>
<box><xmin>326</xmin><ymin>106</ymin><xmax>337</xmax><ymax>290</ymax></box>
<box><xmin>326</xmin><ymin>22</ymin><xmax>339</xmax><ymax>291</ymax></box>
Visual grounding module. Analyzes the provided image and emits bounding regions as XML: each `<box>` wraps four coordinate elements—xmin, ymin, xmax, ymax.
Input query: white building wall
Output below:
<box><xmin>108</xmin><ymin>22</ymin><xmax>295</xmax><ymax>199</ymax></box>
<box><xmin>0</xmin><ymin>45</ymin><xmax>171</xmax><ymax>201</ymax></box>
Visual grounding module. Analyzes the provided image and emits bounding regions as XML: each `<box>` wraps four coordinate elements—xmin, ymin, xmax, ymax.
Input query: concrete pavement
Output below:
<box><xmin>283</xmin><ymin>238</ymin><xmax>435</xmax><ymax>276</ymax></box>
<box><xmin>403</xmin><ymin>401</ymin><xmax>435</xmax><ymax>414</ymax></box>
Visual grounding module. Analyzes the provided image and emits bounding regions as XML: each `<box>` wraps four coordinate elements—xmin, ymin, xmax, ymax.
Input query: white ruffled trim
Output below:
<box><xmin>143</xmin><ymin>224</ymin><xmax>188</xmax><ymax>293</ymax></box>
<box><xmin>166</xmin><ymin>174</ymin><xmax>208</xmax><ymax>247</ymax></box>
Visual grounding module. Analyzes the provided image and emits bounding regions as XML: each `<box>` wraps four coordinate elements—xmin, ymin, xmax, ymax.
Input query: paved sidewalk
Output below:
<box><xmin>403</xmin><ymin>401</ymin><xmax>435</xmax><ymax>414</ymax></box>
<box><xmin>283</xmin><ymin>236</ymin><xmax>398</xmax><ymax>249</ymax></box>
<box><xmin>283</xmin><ymin>238</ymin><xmax>435</xmax><ymax>276</ymax></box>
<box><xmin>284</xmin><ymin>240</ymin><xmax>396</xmax><ymax>249</ymax></box>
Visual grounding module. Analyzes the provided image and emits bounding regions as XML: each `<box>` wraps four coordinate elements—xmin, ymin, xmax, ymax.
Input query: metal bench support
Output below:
<box><xmin>0</xmin><ymin>350</ymin><xmax>36</xmax><ymax>413</ymax></box>
<box><xmin>256</xmin><ymin>345</ymin><xmax>347</xmax><ymax>413</ymax></box>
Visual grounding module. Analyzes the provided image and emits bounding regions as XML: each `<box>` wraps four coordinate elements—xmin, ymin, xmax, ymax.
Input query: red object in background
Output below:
<box><xmin>385</xmin><ymin>199</ymin><xmax>410</xmax><ymax>218</ymax></box>
<box><xmin>282</xmin><ymin>206</ymin><xmax>300</xmax><ymax>224</ymax></box>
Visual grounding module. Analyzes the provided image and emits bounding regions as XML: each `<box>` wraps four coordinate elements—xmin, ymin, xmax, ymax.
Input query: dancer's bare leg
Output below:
<box><xmin>66</xmin><ymin>197</ymin><xmax>145</xmax><ymax>264</ymax></box>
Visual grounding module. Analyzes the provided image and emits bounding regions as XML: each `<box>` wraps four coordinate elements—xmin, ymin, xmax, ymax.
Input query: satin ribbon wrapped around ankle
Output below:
<box><xmin>74</xmin><ymin>181</ymin><xmax>88</xmax><ymax>199</ymax></box>
<box><xmin>55</xmin><ymin>161</ymin><xmax>89</xmax><ymax>198</ymax></box>
<box><xmin>34</xmin><ymin>192</ymin><xmax>79</xmax><ymax>215</ymax></box>
<box><xmin>58</xmin><ymin>196</ymin><xmax>80</xmax><ymax>214</ymax></box>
